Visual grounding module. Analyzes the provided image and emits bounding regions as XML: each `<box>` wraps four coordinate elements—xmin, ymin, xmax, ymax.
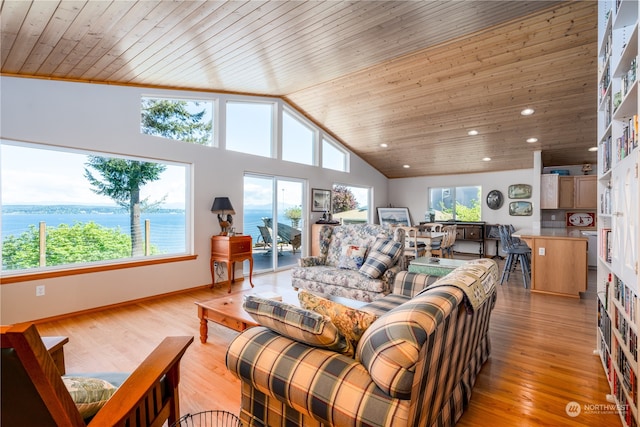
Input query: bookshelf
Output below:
<box><xmin>597</xmin><ymin>2</ymin><xmax>640</xmax><ymax>426</ymax></box>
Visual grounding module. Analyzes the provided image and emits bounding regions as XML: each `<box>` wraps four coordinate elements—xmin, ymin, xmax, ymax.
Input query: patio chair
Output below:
<box><xmin>1</xmin><ymin>322</ymin><xmax>193</xmax><ymax>427</ymax></box>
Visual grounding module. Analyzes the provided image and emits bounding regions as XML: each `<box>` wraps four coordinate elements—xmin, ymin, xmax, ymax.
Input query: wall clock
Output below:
<box><xmin>486</xmin><ymin>190</ymin><xmax>503</xmax><ymax>210</ymax></box>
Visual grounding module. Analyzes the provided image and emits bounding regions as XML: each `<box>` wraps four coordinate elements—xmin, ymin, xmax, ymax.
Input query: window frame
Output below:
<box><xmin>1</xmin><ymin>140</ymin><xmax>192</xmax><ymax>279</ymax></box>
<box><xmin>281</xmin><ymin>106</ymin><xmax>317</xmax><ymax>166</ymax></box>
<box><xmin>428</xmin><ymin>185</ymin><xmax>482</xmax><ymax>222</ymax></box>
<box><xmin>322</xmin><ymin>136</ymin><xmax>349</xmax><ymax>172</ymax></box>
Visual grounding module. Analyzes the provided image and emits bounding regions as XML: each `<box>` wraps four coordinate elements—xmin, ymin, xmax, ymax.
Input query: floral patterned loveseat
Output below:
<box><xmin>291</xmin><ymin>223</ymin><xmax>405</xmax><ymax>302</ymax></box>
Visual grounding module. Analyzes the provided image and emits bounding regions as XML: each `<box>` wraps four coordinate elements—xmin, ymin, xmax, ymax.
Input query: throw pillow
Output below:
<box><xmin>359</xmin><ymin>237</ymin><xmax>403</xmax><ymax>278</ymax></box>
<box><xmin>243</xmin><ymin>295</ymin><xmax>349</xmax><ymax>353</ymax></box>
<box><xmin>62</xmin><ymin>376</ymin><xmax>118</xmax><ymax>419</ymax></box>
<box><xmin>337</xmin><ymin>244</ymin><xmax>368</xmax><ymax>270</ymax></box>
<box><xmin>298</xmin><ymin>290</ymin><xmax>379</xmax><ymax>357</ymax></box>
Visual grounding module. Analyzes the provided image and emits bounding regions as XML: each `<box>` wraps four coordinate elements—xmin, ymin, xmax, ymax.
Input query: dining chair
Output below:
<box><xmin>392</xmin><ymin>226</ymin><xmax>427</xmax><ymax>265</ymax></box>
<box><xmin>498</xmin><ymin>225</ymin><xmax>531</xmax><ymax>287</ymax></box>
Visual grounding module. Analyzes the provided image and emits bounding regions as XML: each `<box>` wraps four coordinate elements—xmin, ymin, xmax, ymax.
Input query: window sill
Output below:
<box><xmin>0</xmin><ymin>255</ymin><xmax>197</xmax><ymax>284</ymax></box>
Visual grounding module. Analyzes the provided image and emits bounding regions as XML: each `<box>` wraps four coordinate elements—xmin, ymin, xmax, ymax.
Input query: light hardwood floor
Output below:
<box><xmin>36</xmin><ymin>259</ymin><xmax>621</xmax><ymax>426</ymax></box>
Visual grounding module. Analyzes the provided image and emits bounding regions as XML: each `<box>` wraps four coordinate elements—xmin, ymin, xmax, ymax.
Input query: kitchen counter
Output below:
<box><xmin>513</xmin><ymin>228</ymin><xmax>590</xmax><ymax>240</ymax></box>
<box><xmin>513</xmin><ymin>228</ymin><xmax>588</xmax><ymax>298</ymax></box>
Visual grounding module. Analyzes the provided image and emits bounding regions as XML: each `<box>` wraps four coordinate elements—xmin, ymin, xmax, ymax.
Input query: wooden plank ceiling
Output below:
<box><xmin>0</xmin><ymin>0</ymin><xmax>597</xmax><ymax>178</ymax></box>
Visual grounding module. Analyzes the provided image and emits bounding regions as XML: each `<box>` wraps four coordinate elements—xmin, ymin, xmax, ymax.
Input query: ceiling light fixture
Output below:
<box><xmin>403</xmin><ymin>164</ymin><xmax>410</xmax><ymax>168</ymax></box>
<box><xmin>482</xmin><ymin>157</ymin><xmax>491</xmax><ymax>161</ymax></box>
<box><xmin>468</xmin><ymin>130</ymin><xmax>479</xmax><ymax>136</ymax></box>
<box><xmin>588</xmin><ymin>146</ymin><xmax>598</xmax><ymax>152</ymax></box>
<box><xmin>521</xmin><ymin>108</ymin><xmax>535</xmax><ymax>116</ymax></box>
<box><xmin>380</xmin><ymin>143</ymin><xmax>388</xmax><ymax>148</ymax></box>
<box><xmin>526</xmin><ymin>137</ymin><xmax>538</xmax><ymax>143</ymax></box>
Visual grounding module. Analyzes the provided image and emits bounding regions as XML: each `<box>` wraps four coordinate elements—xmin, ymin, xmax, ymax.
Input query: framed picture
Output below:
<box><xmin>509</xmin><ymin>201</ymin><xmax>533</xmax><ymax>216</ymax></box>
<box><xmin>508</xmin><ymin>184</ymin><xmax>532</xmax><ymax>199</ymax></box>
<box><xmin>311</xmin><ymin>188</ymin><xmax>332</xmax><ymax>212</ymax></box>
<box><xmin>377</xmin><ymin>207</ymin><xmax>411</xmax><ymax>227</ymax></box>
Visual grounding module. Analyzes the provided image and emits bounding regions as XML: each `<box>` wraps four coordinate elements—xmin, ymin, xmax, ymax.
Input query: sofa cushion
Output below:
<box><xmin>62</xmin><ymin>376</ymin><xmax>118</xmax><ymax>419</ymax></box>
<box><xmin>243</xmin><ymin>295</ymin><xmax>349</xmax><ymax>354</ymax></box>
<box><xmin>359</xmin><ymin>238</ymin><xmax>403</xmax><ymax>279</ymax></box>
<box><xmin>298</xmin><ymin>290</ymin><xmax>378</xmax><ymax>357</ymax></box>
<box><xmin>356</xmin><ymin>288</ymin><xmax>460</xmax><ymax>399</ymax></box>
<box><xmin>338</xmin><ymin>244</ymin><xmax>368</xmax><ymax>270</ymax></box>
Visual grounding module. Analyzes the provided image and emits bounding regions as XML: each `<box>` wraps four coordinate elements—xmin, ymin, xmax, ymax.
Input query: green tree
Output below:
<box><xmin>85</xmin><ymin>158</ymin><xmax>166</xmax><ymax>256</ymax></box>
<box><xmin>1</xmin><ymin>222</ymin><xmax>144</xmax><ymax>270</ymax></box>
<box><xmin>141</xmin><ymin>99</ymin><xmax>212</xmax><ymax>144</ymax></box>
<box><xmin>331</xmin><ymin>186</ymin><xmax>358</xmax><ymax>213</ymax></box>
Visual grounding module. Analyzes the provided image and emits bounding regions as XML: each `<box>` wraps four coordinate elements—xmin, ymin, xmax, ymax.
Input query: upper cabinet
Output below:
<box><xmin>540</xmin><ymin>174</ymin><xmax>596</xmax><ymax>209</ymax></box>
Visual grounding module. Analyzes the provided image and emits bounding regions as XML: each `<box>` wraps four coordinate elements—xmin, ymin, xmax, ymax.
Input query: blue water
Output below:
<box><xmin>1</xmin><ymin>209</ymin><xmax>289</xmax><ymax>253</ymax></box>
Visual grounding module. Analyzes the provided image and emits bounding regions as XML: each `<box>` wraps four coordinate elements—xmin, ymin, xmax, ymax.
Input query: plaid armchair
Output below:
<box><xmin>291</xmin><ymin>224</ymin><xmax>405</xmax><ymax>302</ymax></box>
<box><xmin>227</xmin><ymin>259</ymin><xmax>499</xmax><ymax>427</ymax></box>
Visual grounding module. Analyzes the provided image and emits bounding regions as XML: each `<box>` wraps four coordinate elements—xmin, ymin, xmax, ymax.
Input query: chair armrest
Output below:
<box><xmin>89</xmin><ymin>336</ymin><xmax>193</xmax><ymax>427</ymax></box>
<box><xmin>391</xmin><ymin>271</ymin><xmax>439</xmax><ymax>297</ymax></box>
<box><xmin>298</xmin><ymin>256</ymin><xmax>326</xmax><ymax>267</ymax></box>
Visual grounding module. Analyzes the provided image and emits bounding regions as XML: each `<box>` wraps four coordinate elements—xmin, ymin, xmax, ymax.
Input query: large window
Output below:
<box><xmin>1</xmin><ymin>141</ymin><xmax>189</xmax><ymax>273</ymax></box>
<box><xmin>282</xmin><ymin>108</ymin><xmax>315</xmax><ymax>165</ymax></box>
<box><xmin>322</xmin><ymin>137</ymin><xmax>348</xmax><ymax>172</ymax></box>
<box><xmin>331</xmin><ymin>184</ymin><xmax>370</xmax><ymax>224</ymax></box>
<box><xmin>140</xmin><ymin>96</ymin><xmax>213</xmax><ymax>145</ymax></box>
<box><xmin>226</xmin><ymin>101</ymin><xmax>274</xmax><ymax>157</ymax></box>
<box><xmin>429</xmin><ymin>186</ymin><xmax>481</xmax><ymax>222</ymax></box>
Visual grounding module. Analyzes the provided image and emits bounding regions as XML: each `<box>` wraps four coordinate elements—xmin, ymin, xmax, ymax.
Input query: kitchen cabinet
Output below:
<box><xmin>540</xmin><ymin>174</ymin><xmax>596</xmax><ymax>209</ymax></box>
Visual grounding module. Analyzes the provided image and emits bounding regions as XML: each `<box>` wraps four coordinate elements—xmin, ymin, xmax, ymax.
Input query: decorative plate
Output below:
<box><xmin>486</xmin><ymin>190</ymin><xmax>504</xmax><ymax>210</ymax></box>
<box><xmin>508</xmin><ymin>184</ymin><xmax>532</xmax><ymax>199</ymax></box>
<box><xmin>509</xmin><ymin>201</ymin><xmax>533</xmax><ymax>216</ymax></box>
<box><xmin>566</xmin><ymin>212</ymin><xmax>596</xmax><ymax>227</ymax></box>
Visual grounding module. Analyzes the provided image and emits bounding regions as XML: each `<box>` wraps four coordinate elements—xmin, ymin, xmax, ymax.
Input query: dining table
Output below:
<box><xmin>414</xmin><ymin>225</ymin><xmax>445</xmax><ymax>258</ymax></box>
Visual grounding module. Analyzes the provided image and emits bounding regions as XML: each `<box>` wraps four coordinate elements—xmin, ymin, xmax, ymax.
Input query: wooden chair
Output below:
<box><xmin>1</xmin><ymin>322</ymin><xmax>193</xmax><ymax>427</ymax></box>
<box><xmin>431</xmin><ymin>225</ymin><xmax>456</xmax><ymax>258</ymax></box>
<box><xmin>393</xmin><ymin>226</ymin><xmax>427</xmax><ymax>266</ymax></box>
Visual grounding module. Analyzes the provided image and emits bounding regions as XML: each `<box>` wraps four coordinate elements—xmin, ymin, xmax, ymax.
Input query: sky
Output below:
<box><xmin>1</xmin><ymin>142</ymin><xmax>186</xmax><ymax>208</ymax></box>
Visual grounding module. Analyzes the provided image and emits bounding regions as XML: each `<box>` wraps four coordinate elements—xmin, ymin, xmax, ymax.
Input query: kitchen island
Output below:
<box><xmin>513</xmin><ymin>228</ymin><xmax>589</xmax><ymax>298</ymax></box>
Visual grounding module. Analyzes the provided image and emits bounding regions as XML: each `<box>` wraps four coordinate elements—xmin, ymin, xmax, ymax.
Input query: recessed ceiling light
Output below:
<box><xmin>526</xmin><ymin>137</ymin><xmax>538</xmax><ymax>143</ymax></box>
<box><xmin>468</xmin><ymin>130</ymin><xmax>479</xmax><ymax>136</ymax></box>
<box><xmin>380</xmin><ymin>143</ymin><xmax>388</xmax><ymax>148</ymax></box>
<box><xmin>521</xmin><ymin>108</ymin><xmax>535</xmax><ymax>116</ymax></box>
<box><xmin>588</xmin><ymin>146</ymin><xmax>598</xmax><ymax>152</ymax></box>
<box><xmin>403</xmin><ymin>164</ymin><xmax>410</xmax><ymax>168</ymax></box>
<box><xmin>482</xmin><ymin>157</ymin><xmax>491</xmax><ymax>161</ymax></box>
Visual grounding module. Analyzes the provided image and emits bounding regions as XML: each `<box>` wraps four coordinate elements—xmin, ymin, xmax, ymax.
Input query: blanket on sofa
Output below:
<box><xmin>422</xmin><ymin>259</ymin><xmax>497</xmax><ymax>313</ymax></box>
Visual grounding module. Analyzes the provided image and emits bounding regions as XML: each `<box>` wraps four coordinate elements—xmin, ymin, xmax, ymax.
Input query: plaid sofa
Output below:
<box><xmin>226</xmin><ymin>259</ymin><xmax>499</xmax><ymax>427</ymax></box>
<box><xmin>291</xmin><ymin>224</ymin><xmax>405</xmax><ymax>302</ymax></box>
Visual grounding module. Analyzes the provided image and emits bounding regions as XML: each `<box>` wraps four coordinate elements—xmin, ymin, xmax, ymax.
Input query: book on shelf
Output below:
<box><xmin>600</xmin><ymin>228</ymin><xmax>612</xmax><ymax>263</ymax></box>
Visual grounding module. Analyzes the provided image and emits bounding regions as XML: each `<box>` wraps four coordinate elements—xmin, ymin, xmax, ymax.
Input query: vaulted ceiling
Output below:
<box><xmin>0</xmin><ymin>0</ymin><xmax>597</xmax><ymax>178</ymax></box>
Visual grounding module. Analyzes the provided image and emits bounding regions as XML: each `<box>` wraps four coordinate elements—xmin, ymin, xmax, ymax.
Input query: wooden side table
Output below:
<box><xmin>210</xmin><ymin>235</ymin><xmax>254</xmax><ymax>293</ymax></box>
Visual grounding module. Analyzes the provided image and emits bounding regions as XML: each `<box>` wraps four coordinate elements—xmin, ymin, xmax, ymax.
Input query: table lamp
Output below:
<box><xmin>211</xmin><ymin>197</ymin><xmax>235</xmax><ymax>235</ymax></box>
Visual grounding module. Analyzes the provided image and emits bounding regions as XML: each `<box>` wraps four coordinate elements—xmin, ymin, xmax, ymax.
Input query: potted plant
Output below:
<box><xmin>284</xmin><ymin>206</ymin><xmax>302</xmax><ymax>228</ymax></box>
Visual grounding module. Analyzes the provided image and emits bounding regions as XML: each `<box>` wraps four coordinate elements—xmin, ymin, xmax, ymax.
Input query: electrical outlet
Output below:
<box><xmin>36</xmin><ymin>285</ymin><xmax>45</xmax><ymax>296</ymax></box>
<box><xmin>551</xmin><ymin>214</ymin><xmax>556</xmax><ymax>220</ymax></box>
<box><xmin>539</xmin><ymin>247</ymin><xmax>545</xmax><ymax>256</ymax></box>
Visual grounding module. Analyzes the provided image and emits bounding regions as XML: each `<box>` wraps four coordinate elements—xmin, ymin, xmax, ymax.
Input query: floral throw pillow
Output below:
<box><xmin>298</xmin><ymin>290</ymin><xmax>379</xmax><ymax>357</ymax></box>
<box><xmin>338</xmin><ymin>244</ymin><xmax>368</xmax><ymax>270</ymax></box>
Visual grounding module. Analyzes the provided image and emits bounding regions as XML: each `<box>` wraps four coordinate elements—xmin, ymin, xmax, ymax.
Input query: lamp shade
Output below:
<box><xmin>211</xmin><ymin>197</ymin><xmax>235</xmax><ymax>215</ymax></box>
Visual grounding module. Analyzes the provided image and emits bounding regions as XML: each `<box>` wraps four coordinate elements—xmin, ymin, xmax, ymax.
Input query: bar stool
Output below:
<box><xmin>498</xmin><ymin>225</ymin><xmax>531</xmax><ymax>288</ymax></box>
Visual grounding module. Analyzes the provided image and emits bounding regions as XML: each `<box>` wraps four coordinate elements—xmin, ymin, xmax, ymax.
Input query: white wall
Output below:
<box><xmin>387</xmin><ymin>167</ymin><xmax>540</xmax><ymax>256</ymax></box>
<box><xmin>0</xmin><ymin>76</ymin><xmax>389</xmax><ymax>323</ymax></box>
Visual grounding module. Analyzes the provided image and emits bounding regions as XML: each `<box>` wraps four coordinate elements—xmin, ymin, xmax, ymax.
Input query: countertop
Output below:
<box><xmin>513</xmin><ymin>228</ymin><xmax>589</xmax><ymax>240</ymax></box>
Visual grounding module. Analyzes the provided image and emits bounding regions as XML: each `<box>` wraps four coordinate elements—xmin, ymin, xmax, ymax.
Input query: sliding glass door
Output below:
<box><xmin>244</xmin><ymin>174</ymin><xmax>305</xmax><ymax>272</ymax></box>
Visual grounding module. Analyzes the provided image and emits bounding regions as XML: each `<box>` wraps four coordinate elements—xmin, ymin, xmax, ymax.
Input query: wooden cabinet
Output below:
<box><xmin>540</xmin><ymin>174</ymin><xmax>596</xmax><ymax>209</ymax></box>
<box><xmin>574</xmin><ymin>175</ymin><xmax>597</xmax><ymax>208</ymax></box>
<box><xmin>210</xmin><ymin>235</ymin><xmax>254</xmax><ymax>292</ymax></box>
<box><xmin>529</xmin><ymin>236</ymin><xmax>587</xmax><ymax>297</ymax></box>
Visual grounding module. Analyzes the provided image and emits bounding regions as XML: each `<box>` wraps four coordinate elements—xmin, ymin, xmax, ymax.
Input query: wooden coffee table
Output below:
<box><xmin>196</xmin><ymin>287</ymin><xmax>300</xmax><ymax>342</ymax></box>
